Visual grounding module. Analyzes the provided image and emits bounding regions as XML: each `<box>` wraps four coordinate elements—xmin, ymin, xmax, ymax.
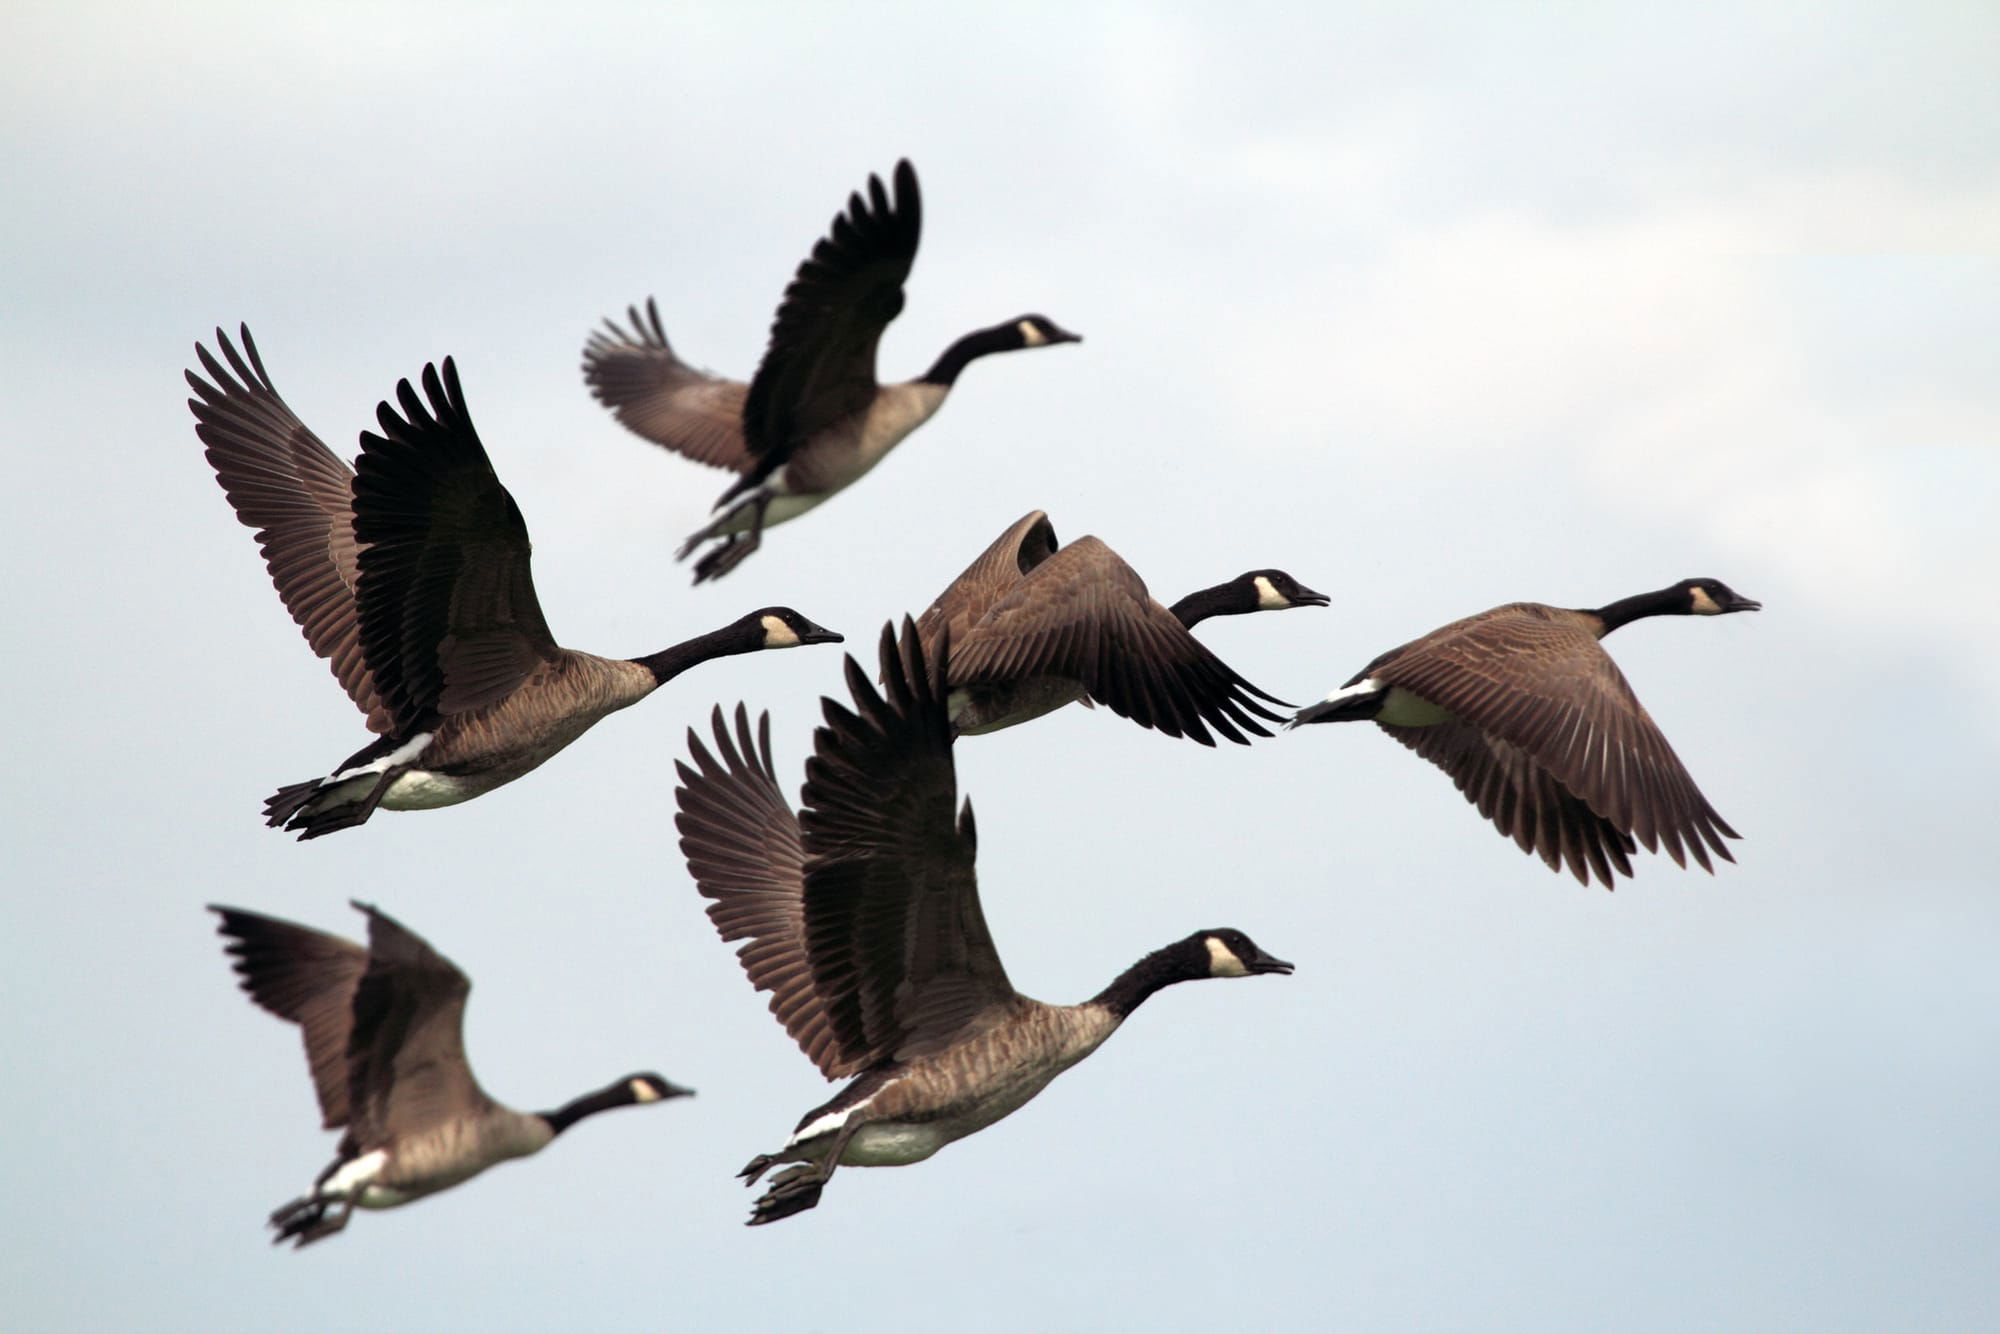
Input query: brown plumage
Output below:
<box><xmin>187</xmin><ymin>326</ymin><xmax>841</xmax><ymax>838</ymax></box>
<box><xmin>1290</xmin><ymin>578</ymin><xmax>1761</xmax><ymax>887</ymax></box>
<box><xmin>674</xmin><ymin>621</ymin><xmax>1292</xmax><ymax>1224</ymax></box>
<box><xmin>915</xmin><ymin>510</ymin><xmax>1315</xmax><ymax>745</ymax></box>
<box><xmin>210</xmin><ymin>902</ymin><xmax>689</xmax><ymax>1248</ymax></box>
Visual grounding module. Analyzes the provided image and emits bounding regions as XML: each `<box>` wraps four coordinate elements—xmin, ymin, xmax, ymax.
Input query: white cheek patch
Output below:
<box><xmin>760</xmin><ymin>614</ymin><xmax>802</xmax><ymax>649</ymax></box>
<box><xmin>630</xmin><ymin>1079</ymin><xmax>663</xmax><ymax>1104</ymax></box>
<box><xmin>1205</xmin><ymin>937</ymin><xmax>1250</xmax><ymax>977</ymax></box>
<box><xmin>1689</xmin><ymin>586</ymin><xmax>1722</xmax><ymax>615</ymax></box>
<box><xmin>1253</xmin><ymin>575</ymin><xmax>1287</xmax><ymax>610</ymax></box>
<box><xmin>1016</xmin><ymin>319</ymin><xmax>1048</xmax><ymax>348</ymax></box>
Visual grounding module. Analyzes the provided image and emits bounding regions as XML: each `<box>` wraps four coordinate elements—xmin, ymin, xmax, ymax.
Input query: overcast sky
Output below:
<box><xmin>5</xmin><ymin>3</ymin><xmax>1997</xmax><ymax>1330</ymax></box>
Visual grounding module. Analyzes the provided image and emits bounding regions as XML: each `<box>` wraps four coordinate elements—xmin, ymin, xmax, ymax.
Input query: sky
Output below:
<box><xmin>4</xmin><ymin>2</ymin><xmax>1997</xmax><ymax>1329</ymax></box>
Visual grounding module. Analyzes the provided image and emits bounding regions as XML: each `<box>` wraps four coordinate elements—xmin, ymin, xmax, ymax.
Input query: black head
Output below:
<box><xmin>1191</xmin><ymin>928</ymin><xmax>1295</xmax><ymax>978</ymax></box>
<box><xmin>1006</xmin><ymin>314</ymin><xmax>1083</xmax><ymax>349</ymax></box>
<box><xmin>624</xmin><ymin>1072</ymin><xmax>696</xmax><ymax>1104</ymax></box>
<box><xmin>1236</xmin><ymin>570</ymin><xmax>1330</xmax><ymax>612</ymax></box>
<box><xmin>1675</xmin><ymin>578</ymin><xmax>1762</xmax><ymax>616</ymax></box>
<box><xmin>747</xmin><ymin>607</ymin><xmax>845</xmax><ymax>650</ymax></box>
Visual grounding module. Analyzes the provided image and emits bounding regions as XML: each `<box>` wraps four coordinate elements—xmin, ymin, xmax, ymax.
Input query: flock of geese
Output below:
<box><xmin>188</xmin><ymin>159</ymin><xmax>1759</xmax><ymax>1243</ymax></box>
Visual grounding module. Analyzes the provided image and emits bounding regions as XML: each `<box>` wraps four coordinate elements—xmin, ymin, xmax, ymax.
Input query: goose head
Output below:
<box><xmin>1676</xmin><ymin>578</ymin><xmax>1762</xmax><ymax>616</ymax></box>
<box><xmin>1237</xmin><ymin>570</ymin><xmax>1330</xmax><ymax>613</ymax></box>
<box><xmin>748</xmin><ymin>608</ymin><xmax>846</xmax><ymax>650</ymax></box>
<box><xmin>1006</xmin><ymin>314</ymin><xmax>1083</xmax><ymax>349</ymax></box>
<box><xmin>1194</xmin><ymin>928</ymin><xmax>1295</xmax><ymax>979</ymax></box>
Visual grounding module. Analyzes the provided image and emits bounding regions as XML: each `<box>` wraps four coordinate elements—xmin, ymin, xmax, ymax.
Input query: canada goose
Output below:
<box><xmin>209</xmin><ymin>901</ymin><xmax>691</xmax><ymax>1247</ymax></box>
<box><xmin>581</xmin><ymin>160</ymin><xmax>1081</xmax><ymax>583</ymax></box>
<box><xmin>915</xmin><ymin>511</ymin><xmax>1322</xmax><ymax>744</ymax></box>
<box><xmin>187</xmin><ymin>327</ymin><xmax>842</xmax><ymax>839</ymax></box>
<box><xmin>674</xmin><ymin>621</ymin><xmax>1293</xmax><ymax>1224</ymax></box>
<box><xmin>1289</xmin><ymin>578</ymin><xmax>1761</xmax><ymax>887</ymax></box>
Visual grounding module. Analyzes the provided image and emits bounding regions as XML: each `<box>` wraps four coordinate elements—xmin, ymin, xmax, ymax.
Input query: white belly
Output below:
<box><xmin>380</xmin><ymin>768</ymin><xmax>495</xmax><ymax>810</ymax></box>
<box><xmin>1377</xmin><ymin>684</ymin><xmax>1454</xmax><ymax>727</ymax></box>
<box><xmin>841</xmin><ymin>1121</ymin><xmax>950</xmax><ymax>1167</ymax></box>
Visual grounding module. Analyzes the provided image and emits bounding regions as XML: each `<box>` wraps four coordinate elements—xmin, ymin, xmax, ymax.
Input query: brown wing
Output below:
<box><xmin>351</xmin><ymin>360</ymin><xmax>560</xmax><ymax>730</ymax></box>
<box><xmin>915</xmin><ymin>510</ymin><xmax>1060</xmax><ymax>657</ymax></box>
<box><xmin>1373</xmin><ymin>604</ymin><xmax>1739</xmax><ymax>873</ymax></box>
<box><xmin>581</xmin><ymin>297</ymin><xmax>754</xmax><ymax>473</ymax></box>
<box><xmin>799</xmin><ymin>621</ymin><xmax>1016</xmax><ymax>1074</ymax></box>
<box><xmin>674</xmin><ymin>705</ymin><xmax>849</xmax><ymax>1079</ymax></box>
<box><xmin>739</xmin><ymin>160</ymin><xmax>921</xmax><ymax>477</ymax></box>
<box><xmin>210</xmin><ymin>905</ymin><xmax>369</xmax><ymax>1130</ymax></box>
<box><xmin>948</xmin><ymin>537</ymin><xmax>1289</xmax><ymax>745</ymax></box>
<box><xmin>343</xmin><ymin>902</ymin><xmax>492</xmax><ymax>1144</ymax></box>
<box><xmin>186</xmin><ymin>328</ymin><xmax>393</xmax><ymax>733</ymax></box>
<box><xmin>1379</xmin><ymin>721</ymin><xmax>1639</xmax><ymax>887</ymax></box>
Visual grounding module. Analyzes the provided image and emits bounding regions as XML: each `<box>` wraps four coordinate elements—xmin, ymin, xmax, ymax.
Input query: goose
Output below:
<box><xmin>209</xmin><ymin>901</ymin><xmax>691</xmax><ymax>1247</ymax></box>
<box><xmin>1289</xmin><ymin>578</ymin><xmax>1761</xmax><ymax>887</ymax></box>
<box><xmin>581</xmin><ymin>159</ymin><xmax>1081</xmax><ymax>583</ymax></box>
<box><xmin>187</xmin><ymin>327</ymin><xmax>842</xmax><ymax>839</ymax></box>
<box><xmin>673</xmin><ymin>621</ymin><xmax>1293</xmax><ymax>1224</ymax></box>
<box><xmin>915</xmin><ymin>510</ymin><xmax>1323</xmax><ymax>744</ymax></box>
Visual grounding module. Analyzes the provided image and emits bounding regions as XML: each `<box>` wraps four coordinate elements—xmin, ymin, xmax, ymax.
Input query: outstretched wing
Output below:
<box><xmin>948</xmin><ymin>537</ymin><xmax>1288</xmax><ymax>745</ymax></box>
<box><xmin>800</xmin><ymin>621</ymin><xmax>1016</xmax><ymax>1073</ymax></box>
<box><xmin>581</xmin><ymin>297</ymin><xmax>754</xmax><ymax>474</ymax></box>
<box><xmin>352</xmin><ymin>360</ymin><xmax>559</xmax><ymax>730</ymax></box>
<box><xmin>210</xmin><ymin>905</ymin><xmax>370</xmax><ymax>1129</ymax></box>
<box><xmin>343</xmin><ymin>902</ymin><xmax>491</xmax><ymax>1144</ymax></box>
<box><xmin>740</xmin><ymin>160</ymin><xmax>922</xmax><ymax>476</ymax></box>
<box><xmin>186</xmin><ymin>327</ymin><xmax>392</xmax><ymax>733</ymax></box>
<box><xmin>915</xmin><ymin>509</ymin><xmax>1060</xmax><ymax>655</ymax></box>
<box><xmin>675</xmin><ymin>705</ymin><xmax>848</xmax><ymax>1079</ymax></box>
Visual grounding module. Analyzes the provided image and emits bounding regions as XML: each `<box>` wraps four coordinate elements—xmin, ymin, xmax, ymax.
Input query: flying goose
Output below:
<box><xmin>210</xmin><ymin>901</ymin><xmax>691</xmax><ymax>1247</ymax></box>
<box><xmin>915</xmin><ymin>510</ymin><xmax>1322</xmax><ymax>744</ymax></box>
<box><xmin>674</xmin><ymin>621</ymin><xmax>1293</xmax><ymax>1224</ymax></box>
<box><xmin>187</xmin><ymin>327</ymin><xmax>842</xmax><ymax>839</ymax></box>
<box><xmin>581</xmin><ymin>160</ymin><xmax>1081</xmax><ymax>583</ymax></box>
<box><xmin>1289</xmin><ymin>578</ymin><xmax>1761</xmax><ymax>886</ymax></box>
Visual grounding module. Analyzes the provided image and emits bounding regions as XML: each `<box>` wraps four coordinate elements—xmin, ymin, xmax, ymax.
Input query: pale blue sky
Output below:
<box><xmin>4</xmin><ymin>3</ymin><xmax>1997</xmax><ymax>1330</ymax></box>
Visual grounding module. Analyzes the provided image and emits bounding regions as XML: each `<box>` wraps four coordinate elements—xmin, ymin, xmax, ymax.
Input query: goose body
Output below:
<box><xmin>187</xmin><ymin>328</ymin><xmax>842</xmax><ymax>838</ymax></box>
<box><xmin>673</xmin><ymin>622</ymin><xmax>1293</xmax><ymax>1224</ymax></box>
<box><xmin>1290</xmin><ymin>578</ymin><xmax>1761</xmax><ymax>886</ymax></box>
<box><xmin>582</xmin><ymin>161</ymin><xmax>1080</xmax><ymax>582</ymax></box>
<box><xmin>209</xmin><ymin>902</ymin><xmax>690</xmax><ymax>1247</ymax></box>
<box><xmin>917</xmin><ymin>510</ymin><xmax>1324</xmax><ymax>744</ymax></box>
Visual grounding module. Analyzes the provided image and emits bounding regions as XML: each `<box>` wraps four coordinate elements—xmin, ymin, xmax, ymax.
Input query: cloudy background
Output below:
<box><xmin>5</xmin><ymin>2</ymin><xmax>1996</xmax><ymax>1329</ymax></box>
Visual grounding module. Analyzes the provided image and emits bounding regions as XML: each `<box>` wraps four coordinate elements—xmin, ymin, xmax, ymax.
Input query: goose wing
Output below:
<box><xmin>915</xmin><ymin>510</ymin><xmax>1060</xmax><ymax>655</ymax></box>
<box><xmin>210</xmin><ymin>905</ymin><xmax>370</xmax><ymax>1130</ymax></box>
<box><xmin>1378</xmin><ymin>721</ymin><xmax>1640</xmax><ymax>887</ymax></box>
<box><xmin>581</xmin><ymin>298</ymin><xmax>754</xmax><ymax>473</ymax></box>
<box><xmin>1370</xmin><ymin>604</ymin><xmax>1739</xmax><ymax>873</ymax></box>
<box><xmin>343</xmin><ymin>902</ymin><xmax>492</xmax><ymax>1143</ymax></box>
<box><xmin>351</xmin><ymin>360</ymin><xmax>559</xmax><ymax>731</ymax></box>
<box><xmin>186</xmin><ymin>328</ymin><xmax>393</xmax><ymax>733</ymax></box>
<box><xmin>799</xmin><ymin>621</ymin><xmax>1015</xmax><ymax>1074</ymax></box>
<box><xmin>948</xmin><ymin>537</ymin><xmax>1289</xmax><ymax>745</ymax></box>
<box><xmin>675</xmin><ymin>705</ymin><xmax>850</xmax><ymax>1079</ymax></box>
<box><xmin>738</xmin><ymin>160</ymin><xmax>922</xmax><ymax>478</ymax></box>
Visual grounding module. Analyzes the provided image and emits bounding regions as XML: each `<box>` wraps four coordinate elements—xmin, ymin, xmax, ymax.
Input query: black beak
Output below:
<box><xmin>1250</xmin><ymin>953</ymin><xmax>1296</xmax><ymax>976</ymax></box>
<box><xmin>1048</xmin><ymin>324</ymin><xmax>1083</xmax><ymax>345</ymax></box>
<box><xmin>661</xmin><ymin>1082</ymin><xmax>697</xmax><ymax>1100</ymax></box>
<box><xmin>800</xmin><ymin>623</ymin><xmax>845</xmax><ymax>645</ymax></box>
<box><xmin>1726</xmin><ymin>595</ymin><xmax>1763</xmax><ymax>613</ymax></box>
<box><xmin>1289</xmin><ymin>584</ymin><xmax>1331</xmax><ymax>609</ymax></box>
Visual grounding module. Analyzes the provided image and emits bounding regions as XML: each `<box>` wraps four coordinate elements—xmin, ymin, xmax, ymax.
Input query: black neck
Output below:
<box><xmin>1587</xmin><ymin>586</ymin><xmax>1686</xmax><ymax>636</ymax></box>
<box><xmin>920</xmin><ymin>325</ymin><xmax>1016</xmax><ymax>387</ymax></box>
<box><xmin>539</xmin><ymin>1081</ymin><xmax>636</xmax><ymax>1137</ymax></box>
<box><xmin>1167</xmin><ymin>581</ymin><xmax>1249</xmax><ymax>629</ymax></box>
<box><xmin>631</xmin><ymin>623</ymin><xmax>756</xmax><ymax>686</ymax></box>
<box><xmin>1091</xmin><ymin>940</ymin><xmax>1204</xmax><ymax>1020</ymax></box>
